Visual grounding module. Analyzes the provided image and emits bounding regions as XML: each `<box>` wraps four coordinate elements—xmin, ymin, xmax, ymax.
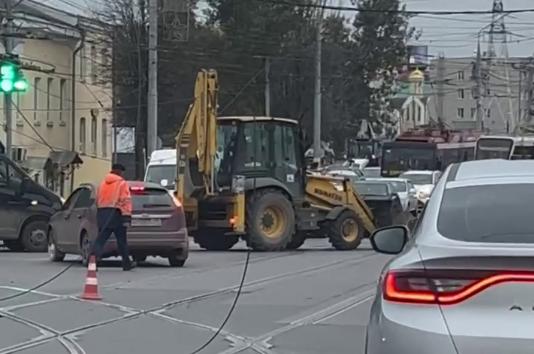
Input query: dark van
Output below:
<box><xmin>0</xmin><ymin>154</ymin><xmax>62</xmax><ymax>252</ymax></box>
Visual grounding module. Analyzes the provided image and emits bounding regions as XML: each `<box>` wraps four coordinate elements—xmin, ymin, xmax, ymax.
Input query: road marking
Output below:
<box><xmin>0</xmin><ymin>251</ymin><xmax>381</xmax><ymax>354</ymax></box>
<box><xmin>215</xmin><ymin>289</ymin><xmax>375</xmax><ymax>354</ymax></box>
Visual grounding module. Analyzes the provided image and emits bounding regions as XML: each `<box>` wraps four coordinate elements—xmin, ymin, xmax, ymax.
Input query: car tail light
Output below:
<box><xmin>384</xmin><ymin>270</ymin><xmax>534</xmax><ymax>305</ymax></box>
<box><xmin>130</xmin><ymin>186</ymin><xmax>146</xmax><ymax>195</ymax></box>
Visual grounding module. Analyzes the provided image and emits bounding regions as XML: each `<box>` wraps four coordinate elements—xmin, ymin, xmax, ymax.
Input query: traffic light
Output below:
<box><xmin>0</xmin><ymin>59</ymin><xmax>28</xmax><ymax>94</ymax></box>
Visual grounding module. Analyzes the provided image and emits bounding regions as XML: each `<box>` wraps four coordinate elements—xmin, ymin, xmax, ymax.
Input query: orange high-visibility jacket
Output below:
<box><xmin>96</xmin><ymin>173</ymin><xmax>132</xmax><ymax>216</ymax></box>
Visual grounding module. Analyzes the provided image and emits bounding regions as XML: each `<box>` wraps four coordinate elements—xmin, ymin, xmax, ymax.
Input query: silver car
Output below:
<box><xmin>366</xmin><ymin>159</ymin><xmax>534</xmax><ymax>354</ymax></box>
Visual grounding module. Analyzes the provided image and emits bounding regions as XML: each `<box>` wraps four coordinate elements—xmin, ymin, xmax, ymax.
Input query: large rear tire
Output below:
<box><xmin>286</xmin><ymin>232</ymin><xmax>306</xmax><ymax>250</ymax></box>
<box><xmin>193</xmin><ymin>231</ymin><xmax>239</xmax><ymax>251</ymax></box>
<box><xmin>327</xmin><ymin>210</ymin><xmax>365</xmax><ymax>250</ymax></box>
<box><xmin>245</xmin><ymin>189</ymin><xmax>294</xmax><ymax>251</ymax></box>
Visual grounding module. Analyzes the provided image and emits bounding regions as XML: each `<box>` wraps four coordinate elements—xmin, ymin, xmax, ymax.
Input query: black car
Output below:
<box><xmin>353</xmin><ymin>180</ymin><xmax>409</xmax><ymax>228</ymax></box>
<box><xmin>0</xmin><ymin>154</ymin><xmax>62</xmax><ymax>252</ymax></box>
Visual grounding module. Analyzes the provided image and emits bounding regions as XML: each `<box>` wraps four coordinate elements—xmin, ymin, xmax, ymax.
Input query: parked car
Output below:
<box><xmin>399</xmin><ymin>170</ymin><xmax>441</xmax><ymax>208</ymax></box>
<box><xmin>0</xmin><ymin>154</ymin><xmax>62</xmax><ymax>252</ymax></box>
<box><xmin>353</xmin><ymin>180</ymin><xmax>408</xmax><ymax>228</ymax></box>
<box><xmin>365</xmin><ymin>178</ymin><xmax>417</xmax><ymax>214</ymax></box>
<box><xmin>47</xmin><ymin>181</ymin><xmax>188</xmax><ymax>267</ymax></box>
<box><xmin>367</xmin><ymin>159</ymin><xmax>534</xmax><ymax>354</ymax></box>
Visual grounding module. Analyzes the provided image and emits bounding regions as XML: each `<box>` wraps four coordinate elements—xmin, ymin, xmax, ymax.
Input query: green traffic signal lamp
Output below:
<box><xmin>0</xmin><ymin>60</ymin><xmax>27</xmax><ymax>93</ymax></box>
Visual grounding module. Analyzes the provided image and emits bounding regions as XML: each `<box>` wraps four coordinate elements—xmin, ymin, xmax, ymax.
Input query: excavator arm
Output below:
<box><xmin>175</xmin><ymin>69</ymin><xmax>219</xmax><ymax>203</ymax></box>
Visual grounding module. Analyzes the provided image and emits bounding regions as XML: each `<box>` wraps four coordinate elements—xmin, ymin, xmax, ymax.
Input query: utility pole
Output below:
<box><xmin>3</xmin><ymin>0</ymin><xmax>14</xmax><ymax>158</ymax></box>
<box><xmin>474</xmin><ymin>39</ymin><xmax>484</xmax><ymax>130</ymax></box>
<box><xmin>313</xmin><ymin>11</ymin><xmax>323</xmax><ymax>163</ymax></box>
<box><xmin>436</xmin><ymin>53</ymin><xmax>445</xmax><ymax>123</ymax></box>
<box><xmin>264</xmin><ymin>58</ymin><xmax>270</xmax><ymax>116</ymax></box>
<box><xmin>147</xmin><ymin>0</ymin><xmax>158</xmax><ymax>158</ymax></box>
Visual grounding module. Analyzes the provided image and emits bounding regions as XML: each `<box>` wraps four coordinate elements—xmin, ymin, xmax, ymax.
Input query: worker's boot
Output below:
<box><xmin>122</xmin><ymin>259</ymin><xmax>136</xmax><ymax>271</ymax></box>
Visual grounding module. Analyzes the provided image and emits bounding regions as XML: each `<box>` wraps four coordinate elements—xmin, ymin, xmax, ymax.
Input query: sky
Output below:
<box><xmin>45</xmin><ymin>0</ymin><xmax>534</xmax><ymax>59</ymax></box>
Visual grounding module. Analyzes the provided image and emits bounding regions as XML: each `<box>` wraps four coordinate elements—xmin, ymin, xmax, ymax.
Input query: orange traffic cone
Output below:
<box><xmin>81</xmin><ymin>255</ymin><xmax>102</xmax><ymax>300</ymax></box>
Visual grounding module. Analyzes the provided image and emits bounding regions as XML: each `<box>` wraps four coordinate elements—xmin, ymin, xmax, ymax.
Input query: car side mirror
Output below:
<box><xmin>370</xmin><ymin>226</ymin><xmax>409</xmax><ymax>255</ymax></box>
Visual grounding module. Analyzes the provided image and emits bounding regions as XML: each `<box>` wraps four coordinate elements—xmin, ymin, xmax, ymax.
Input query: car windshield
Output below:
<box><xmin>438</xmin><ymin>183</ymin><xmax>534</xmax><ymax>243</ymax></box>
<box><xmin>145</xmin><ymin>165</ymin><xmax>176</xmax><ymax>189</ymax></box>
<box><xmin>355</xmin><ymin>182</ymin><xmax>389</xmax><ymax>196</ymax></box>
<box><xmin>387</xmin><ymin>181</ymin><xmax>406</xmax><ymax>192</ymax></box>
<box><xmin>131</xmin><ymin>188</ymin><xmax>173</xmax><ymax>209</ymax></box>
<box><xmin>400</xmin><ymin>173</ymin><xmax>433</xmax><ymax>185</ymax></box>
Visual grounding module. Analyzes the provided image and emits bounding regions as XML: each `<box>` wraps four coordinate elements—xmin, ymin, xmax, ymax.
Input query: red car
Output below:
<box><xmin>47</xmin><ymin>181</ymin><xmax>188</xmax><ymax>267</ymax></box>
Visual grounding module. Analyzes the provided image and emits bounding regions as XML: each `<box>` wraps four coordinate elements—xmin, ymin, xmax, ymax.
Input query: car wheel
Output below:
<box><xmin>80</xmin><ymin>232</ymin><xmax>91</xmax><ymax>266</ymax></box>
<box><xmin>168</xmin><ymin>254</ymin><xmax>186</xmax><ymax>267</ymax></box>
<box><xmin>3</xmin><ymin>240</ymin><xmax>24</xmax><ymax>252</ymax></box>
<box><xmin>21</xmin><ymin>220</ymin><xmax>49</xmax><ymax>252</ymax></box>
<box><xmin>48</xmin><ymin>229</ymin><xmax>65</xmax><ymax>262</ymax></box>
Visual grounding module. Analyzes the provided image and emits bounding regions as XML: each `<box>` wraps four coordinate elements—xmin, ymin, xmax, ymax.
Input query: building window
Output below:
<box><xmin>91</xmin><ymin>117</ymin><xmax>97</xmax><ymax>154</ymax></box>
<box><xmin>33</xmin><ymin>77</ymin><xmax>41</xmax><ymax>120</ymax></box>
<box><xmin>471</xmin><ymin>108</ymin><xmax>476</xmax><ymax>118</ymax></box>
<box><xmin>102</xmin><ymin>119</ymin><xmax>108</xmax><ymax>157</ymax></box>
<box><xmin>458</xmin><ymin>89</ymin><xmax>465</xmax><ymax>99</ymax></box>
<box><xmin>458</xmin><ymin>71</ymin><xmax>465</xmax><ymax>81</ymax></box>
<box><xmin>59</xmin><ymin>79</ymin><xmax>67</xmax><ymax>121</ymax></box>
<box><xmin>90</xmin><ymin>44</ymin><xmax>97</xmax><ymax>84</ymax></box>
<box><xmin>471</xmin><ymin>87</ymin><xmax>477</xmax><ymax>99</ymax></box>
<box><xmin>457</xmin><ymin>108</ymin><xmax>464</xmax><ymax>118</ymax></box>
<box><xmin>417</xmin><ymin>106</ymin><xmax>422</xmax><ymax>123</ymax></box>
<box><xmin>46</xmin><ymin>78</ymin><xmax>53</xmax><ymax>121</ymax></box>
<box><xmin>80</xmin><ymin>117</ymin><xmax>86</xmax><ymax>153</ymax></box>
<box><xmin>487</xmin><ymin>88</ymin><xmax>491</xmax><ymax>95</ymax></box>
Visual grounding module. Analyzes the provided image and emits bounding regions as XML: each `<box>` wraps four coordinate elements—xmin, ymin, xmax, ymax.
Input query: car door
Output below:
<box><xmin>66</xmin><ymin>186</ymin><xmax>95</xmax><ymax>252</ymax></box>
<box><xmin>54</xmin><ymin>189</ymin><xmax>83</xmax><ymax>252</ymax></box>
<box><xmin>0</xmin><ymin>158</ymin><xmax>27</xmax><ymax>239</ymax></box>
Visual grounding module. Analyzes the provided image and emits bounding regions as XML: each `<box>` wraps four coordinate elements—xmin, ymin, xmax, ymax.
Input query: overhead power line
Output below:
<box><xmin>267</xmin><ymin>0</ymin><xmax>534</xmax><ymax>15</ymax></box>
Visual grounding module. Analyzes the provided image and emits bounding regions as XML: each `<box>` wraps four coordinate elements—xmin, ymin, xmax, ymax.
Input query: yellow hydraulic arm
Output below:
<box><xmin>175</xmin><ymin>69</ymin><xmax>219</xmax><ymax>203</ymax></box>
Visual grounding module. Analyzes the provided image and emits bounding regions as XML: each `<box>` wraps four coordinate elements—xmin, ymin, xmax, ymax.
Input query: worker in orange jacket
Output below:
<box><xmin>91</xmin><ymin>163</ymin><xmax>135</xmax><ymax>271</ymax></box>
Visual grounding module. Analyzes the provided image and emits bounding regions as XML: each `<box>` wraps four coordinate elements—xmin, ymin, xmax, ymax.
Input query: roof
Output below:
<box><xmin>365</xmin><ymin>177</ymin><xmax>408</xmax><ymax>183</ymax></box>
<box><xmin>217</xmin><ymin>116</ymin><xmax>298</xmax><ymax>125</ymax></box>
<box><xmin>149</xmin><ymin>149</ymin><xmax>176</xmax><ymax>165</ymax></box>
<box><xmin>479</xmin><ymin>135</ymin><xmax>534</xmax><ymax>144</ymax></box>
<box><xmin>453</xmin><ymin>160</ymin><xmax>534</xmax><ymax>182</ymax></box>
<box><xmin>19</xmin><ymin>156</ymin><xmax>53</xmax><ymax>171</ymax></box>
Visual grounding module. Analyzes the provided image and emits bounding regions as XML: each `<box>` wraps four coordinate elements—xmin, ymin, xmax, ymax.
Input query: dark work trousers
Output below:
<box><xmin>91</xmin><ymin>208</ymin><xmax>131</xmax><ymax>266</ymax></box>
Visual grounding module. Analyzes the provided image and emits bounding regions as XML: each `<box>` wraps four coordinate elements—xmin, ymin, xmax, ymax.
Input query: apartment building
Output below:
<box><xmin>0</xmin><ymin>1</ymin><xmax>113</xmax><ymax>196</ymax></box>
<box><xmin>427</xmin><ymin>56</ymin><xmax>528</xmax><ymax>133</ymax></box>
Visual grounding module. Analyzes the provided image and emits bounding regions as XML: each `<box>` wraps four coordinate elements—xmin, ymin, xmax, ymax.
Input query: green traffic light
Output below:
<box><xmin>1</xmin><ymin>79</ymin><xmax>13</xmax><ymax>92</ymax></box>
<box><xmin>0</xmin><ymin>63</ymin><xmax>16</xmax><ymax>79</ymax></box>
<box><xmin>14</xmin><ymin>78</ymin><xmax>28</xmax><ymax>91</ymax></box>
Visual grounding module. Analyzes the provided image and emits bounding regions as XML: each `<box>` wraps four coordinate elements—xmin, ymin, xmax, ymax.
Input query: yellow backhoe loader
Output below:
<box><xmin>175</xmin><ymin>69</ymin><xmax>379</xmax><ymax>251</ymax></box>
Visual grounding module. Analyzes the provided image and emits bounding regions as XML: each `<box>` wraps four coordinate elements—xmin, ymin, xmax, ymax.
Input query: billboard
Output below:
<box><xmin>407</xmin><ymin>45</ymin><xmax>429</xmax><ymax>67</ymax></box>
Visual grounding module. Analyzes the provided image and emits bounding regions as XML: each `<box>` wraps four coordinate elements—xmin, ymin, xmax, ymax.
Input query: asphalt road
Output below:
<box><xmin>0</xmin><ymin>239</ymin><xmax>390</xmax><ymax>354</ymax></box>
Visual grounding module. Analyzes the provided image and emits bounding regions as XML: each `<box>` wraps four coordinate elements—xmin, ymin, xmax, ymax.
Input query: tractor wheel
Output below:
<box><xmin>286</xmin><ymin>232</ymin><xmax>306</xmax><ymax>250</ymax></box>
<box><xmin>245</xmin><ymin>189</ymin><xmax>294</xmax><ymax>251</ymax></box>
<box><xmin>193</xmin><ymin>231</ymin><xmax>239</xmax><ymax>251</ymax></box>
<box><xmin>327</xmin><ymin>210</ymin><xmax>365</xmax><ymax>250</ymax></box>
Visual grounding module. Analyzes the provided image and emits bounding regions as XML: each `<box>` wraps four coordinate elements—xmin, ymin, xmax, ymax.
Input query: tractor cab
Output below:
<box><xmin>214</xmin><ymin>117</ymin><xmax>306</xmax><ymax>199</ymax></box>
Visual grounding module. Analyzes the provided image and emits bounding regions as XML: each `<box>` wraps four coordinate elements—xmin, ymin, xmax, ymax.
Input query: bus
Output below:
<box><xmin>381</xmin><ymin>129</ymin><xmax>480</xmax><ymax>177</ymax></box>
<box><xmin>475</xmin><ymin>135</ymin><xmax>534</xmax><ymax>160</ymax></box>
<box><xmin>345</xmin><ymin>138</ymin><xmax>383</xmax><ymax>166</ymax></box>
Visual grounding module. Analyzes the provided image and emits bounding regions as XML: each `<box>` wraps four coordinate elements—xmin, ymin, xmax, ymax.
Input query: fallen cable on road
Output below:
<box><xmin>0</xmin><ymin>263</ymin><xmax>74</xmax><ymax>303</ymax></box>
<box><xmin>188</xmin><ymin>249</ymin><xmax>251</xmax><ymax>354</ymax></box>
